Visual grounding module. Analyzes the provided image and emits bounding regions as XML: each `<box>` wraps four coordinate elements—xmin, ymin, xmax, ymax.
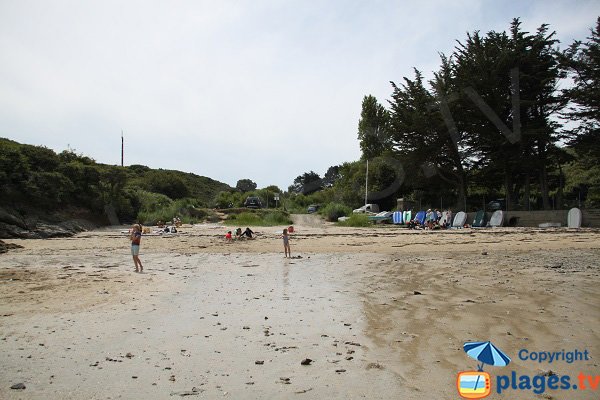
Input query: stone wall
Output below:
<box><xmin>462</xmin><ymin>209</ymin><xmax>600</xmax><ymax>227</ymax></box>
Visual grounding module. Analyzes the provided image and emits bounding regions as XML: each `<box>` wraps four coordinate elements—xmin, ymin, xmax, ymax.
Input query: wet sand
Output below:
<box><xmin>0</xmin><ymin>221</ymin><xmax>599</xmax><ymax>399</ymax></box>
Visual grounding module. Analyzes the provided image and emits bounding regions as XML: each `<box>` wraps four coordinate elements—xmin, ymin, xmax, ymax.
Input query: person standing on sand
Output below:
<box><xmin>130</xmin><ymin>224</ymin><xmax>144</xmax><ymax>273</ymax></box>
<box><xmin>282</xmin><ymin>228</ymin><xmax>291</xmax><ymax>258</ymax></box>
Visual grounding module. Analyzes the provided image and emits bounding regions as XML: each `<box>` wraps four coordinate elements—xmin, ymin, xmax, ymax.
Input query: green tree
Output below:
<box><xmin>322</xmin><ymin>165</ymin><xmax>341</xmax><ymax>188</ymax></box>
<box><xmin>357</xmin><ymin>95</ymin><xmax>390</xmax><ymax>160</ymax></box>
<box><xmin>561</xmin><ymin>17</ymin><xmax>600</xmax><ymax>160</ymax></box>
<box><xmin>451</xmin><ymin>19</ymin><xmax>563</xmax><ymax>210</ymax></box>
<box><xmin>141</xmin><ymin>170</ymin><xmax>190</xmax><ymax>199</ymax></box>
<box><xmin>388</xmin><ymin>68</ymin><xmax>468</xmax><ymax>209</ymax></box>
<box><xmin>332</xmin><ymin>161</ymin><xmax>364</xmax><ymax>208</ymax></box>
<box><xmin>236</xmin><ymin>179</ymin><xmax>257</xmax><ymax>193</ymax></box>
<box><xmin>289</xmin><ymin>171</ymin><xmax>322</xmax><ymax>195</ymax></box>
<box><xmin>562</xmin><ymin>148</ymin><xmax>600</xmax><ymax>208</ymax></box>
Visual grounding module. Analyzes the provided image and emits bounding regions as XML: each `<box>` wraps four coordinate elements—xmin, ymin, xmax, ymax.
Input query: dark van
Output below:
<box><xmin>244</xmin><ymin>196</ymin><xmax>263</xmax><ymax>209</ymax></box>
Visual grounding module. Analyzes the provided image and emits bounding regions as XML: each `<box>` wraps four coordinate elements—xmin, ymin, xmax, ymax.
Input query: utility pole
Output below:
<box><xmin>121</xmin><ymin>130</ymin><xmax>124</xmax><ymax>167</ymax></box>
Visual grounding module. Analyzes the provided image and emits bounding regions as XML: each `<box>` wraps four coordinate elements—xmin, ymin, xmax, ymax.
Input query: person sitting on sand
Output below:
<box><xmin>225</xmin><ymin>231</ymin><xmax>233</xmax><ymax>242</ymax></box>
<box><xmin>282</xmin><ymin>228</ymin><xmax>291</xmax><ymax>258</ymax></box>
<box><xmin>235</xmin><ymin>227</ymin><xmax>243</xmax><ymax>240</ymax></box>
<box><xmin>407</xmin><ymin>216</ymin><xmax>418</xmax><ymax>230</ymax></box>
<box><xmin>426</xmin><ymin>209</ymin><xmax>439</xmax><ymax>230</ymax></box>
<box><xmin>242</xmin><ymin>227</ymin><xmax>254</xmax><ymax>239</ymax></box>
<box><xmin>129</xmin><ymin>224</ymin><xmax>144</xmax><ymax>273</ymax></box>
<box><xmin>444</xmin><ymin>209</ymin><xmax>453</xmax><ymax>228</ymax></box>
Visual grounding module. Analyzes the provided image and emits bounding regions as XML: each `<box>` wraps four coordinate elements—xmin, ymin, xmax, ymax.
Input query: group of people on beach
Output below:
<box><xmin>407</xmin><ymin>209</ymin><xmax>453</xmax><ymax>230</ymax></box>
<box><xmin>225</xmin><ymin>227</ymin><xmax>255</xmax><ymax>241</ymax></box>
<box><xmin>128</xmin><ymin>223</ymin><xmax>294</xmax><ymax>272</ymax></box>
<box><xmin>225</xmin><ymin>227</ymin><xmax>292</xmax><ymax>257</ymax></box>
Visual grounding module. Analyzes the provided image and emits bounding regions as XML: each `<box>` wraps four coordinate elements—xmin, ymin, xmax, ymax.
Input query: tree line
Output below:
<box><xmin>0</xmin><ymin>138</ymin><xmax>231</xmax><ymax>222</ymax></box>
<box><xmin>290</xmin><ymin>18</ymin><xmax>600</xmax><ymax>211</ymax></box>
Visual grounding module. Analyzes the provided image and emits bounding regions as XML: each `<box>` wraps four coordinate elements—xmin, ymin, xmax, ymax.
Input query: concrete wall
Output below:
<box><xmin>462</xmin><ymin>209</ymin><xmax>600</xmax><ymax>228</ymax></box>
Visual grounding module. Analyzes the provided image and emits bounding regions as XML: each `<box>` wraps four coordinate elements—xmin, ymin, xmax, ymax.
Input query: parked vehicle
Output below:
<box><xmin>244</xmin><ymin>196</ymin><xmax>263</xmax><ymax>209</ymax></box>
<box><xmin>352</xmin><ymin>204</ymin><xmax>380</xmax><ymax>214</ymax></box>
<box><xmin>307</xmin><ymin>204</ymin><xmax>320</xmax><ymax>213</ymax></box>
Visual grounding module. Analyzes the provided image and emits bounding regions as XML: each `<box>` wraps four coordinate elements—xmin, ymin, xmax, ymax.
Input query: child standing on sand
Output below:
<box><xmin>130</xmin><ymin>224</ymin><xmax>143</xmax><ymax>273</ymax></box>
<box><xmin>282</xmin><ymin>228</ymin><xmax>291</xmax><ymax>258</ymax></box>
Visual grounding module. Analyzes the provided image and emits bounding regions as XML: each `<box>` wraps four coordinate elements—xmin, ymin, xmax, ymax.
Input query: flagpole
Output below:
<box><xmin>365</xmin><ymin>159</ymin><xmax>368</xmax><ymax>206</ymax></box>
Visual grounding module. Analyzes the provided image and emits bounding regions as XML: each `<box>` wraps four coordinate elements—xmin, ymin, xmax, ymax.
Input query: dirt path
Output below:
<box><xmin>291</xmin><ymin>214</ymin><xmax>328</xmax><ymax>227</ymax></box>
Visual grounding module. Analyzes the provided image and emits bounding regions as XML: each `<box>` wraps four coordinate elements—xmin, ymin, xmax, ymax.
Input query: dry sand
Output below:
<box><xmin>0</xmin><ymin>216</ymin><xmax>598</xmax><ymax>399</ymax></box>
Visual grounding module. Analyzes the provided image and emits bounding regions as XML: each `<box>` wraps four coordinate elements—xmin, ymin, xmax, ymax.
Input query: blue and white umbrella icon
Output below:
<box><xmin>463</xmin><ymin>341</ymin><xmax>511</xmax><ymax>371</ymax></box>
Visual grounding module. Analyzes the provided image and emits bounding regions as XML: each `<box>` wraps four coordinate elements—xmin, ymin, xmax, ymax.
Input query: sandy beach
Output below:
<box><xmin>0</xmin><ymin>218</ymin><xmax>599</xmax><ymax>399</ymax></box>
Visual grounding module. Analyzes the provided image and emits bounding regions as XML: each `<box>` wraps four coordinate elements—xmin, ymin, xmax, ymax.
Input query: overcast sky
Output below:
<box><xmin>1</xmin><ymin>1</ymin><xmax>599</xmax><ymax>190</ymax></box>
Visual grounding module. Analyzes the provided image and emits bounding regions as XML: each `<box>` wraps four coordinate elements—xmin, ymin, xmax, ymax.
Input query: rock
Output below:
<box><xmin>279</xmin><ymin>377</ymin><xmax>291</xmax><ymax>384</ymax></box>
<box><xmin>481</xmin><ymin>251</ymin><xmax>488</xmax><ymax>255</ymax></box>
<box><xmin>126</xmin><ymin>352</ymin><xmax>134</xmax><ymax>358</ymax></box>
<box><xmin>366</xmin><ymin>362</ymin><xmax>384</xmax><ymax>370</ymax></box>
<box><xmin>335</xmin><ymin>369</ymin><xmax>346</xmax><ymax>373</ymax></box>
<box><xmin>413</xmin><ymin>291</ymin><xmax>422</xmax><ymax>295</ymax></box>
<box><xmin>255</xmin><ymin>360</ymin><xmax>264</xmax><ymax>365</ymax></box>
<box><xmin>10</xmin><ymin>383</ymin><xmax>26</xmax><ymax>390</ymax></box>
<box><xmin>301</xmin><ymin>358</ymin><xmax>313</xmax><ymax>365</ymax></box>
<box><xmin>538</xmin><ymin>370</ymin><xmax>556</xmax><ymax>377</ymax></box>
<box><xmin>0</xmin><ymin>208</ymin><xmax>27</xmax><ymax>228</ymax></box>
<box><xmin>0</xmin><ymin>240</ymin><xmax>23</xmax><ymax>254</ymax></box>
<box><xmin>0</xmin><ymin>208</ymin><xmax>97</xmax><ymax>239</ymax></box>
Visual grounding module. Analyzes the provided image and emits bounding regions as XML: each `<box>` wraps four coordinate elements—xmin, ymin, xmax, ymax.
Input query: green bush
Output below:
<box><xmin>320</xmin><ymin>202</ymin><xmax>352</xmax><ymax>222</ymax></box>
<box><xmin>336</xmin><ymin>213</ymin><xmax>371</xmax><ymax>227</ymax></box>
<box><xmin>262</xmin><ymin>211</ymin><xmax>293</xmax><ymax>226</ymax></box>
<box><xmin>135</xmin><ymin>194</ymin><xmax>217</xmax><ymax>225</ymax></box>
<box><xmin>137</xmin><ymin>190</ymin><xmax>173</xmax><ymax>212</ymax></box>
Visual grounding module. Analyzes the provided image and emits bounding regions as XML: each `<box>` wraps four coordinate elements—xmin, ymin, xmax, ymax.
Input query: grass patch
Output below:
<box><xmin>336</xmin><ymin>213</ymin><xmax>372</xmax><ymax>227</ymax></box>
<box><xmin>225</xmin><ymin>210</ymin><xmax>292</xmax><ymax>226</ymax></box>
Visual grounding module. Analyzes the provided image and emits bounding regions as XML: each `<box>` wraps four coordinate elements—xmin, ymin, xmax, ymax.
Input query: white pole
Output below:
<box><xmin>365</xmin><ymin>159</ymin><xmax>369</xmax><ymax>206</ymax></box>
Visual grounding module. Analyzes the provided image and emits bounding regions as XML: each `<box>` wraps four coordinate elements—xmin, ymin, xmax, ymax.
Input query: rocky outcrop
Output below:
<box><xmin>0</xmin><ymin>207</ymin><xmax>98</xmax><ymax>239</ymax></box>
<box><xmin>0</xmin><ymin>240</ymin><xmax>23</xmax><ymax>253</ymax></box>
